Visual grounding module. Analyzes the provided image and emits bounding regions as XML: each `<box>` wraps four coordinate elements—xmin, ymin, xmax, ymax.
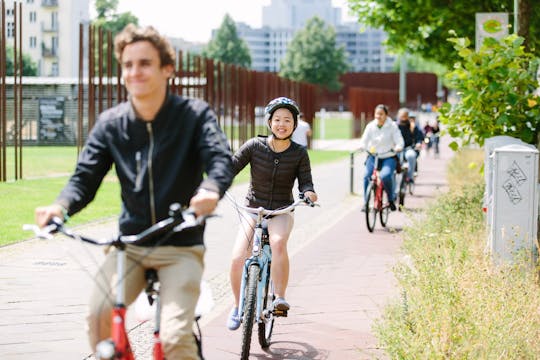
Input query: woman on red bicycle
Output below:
<box><xmin>226</xmin><ymin>97</ymin><xmax>318</xmax><ymax>330</ymax></box>
<box><xmin>358</xmin><ymin>104</ymin><xmax>404</xmax><ymax>211</ymax></box>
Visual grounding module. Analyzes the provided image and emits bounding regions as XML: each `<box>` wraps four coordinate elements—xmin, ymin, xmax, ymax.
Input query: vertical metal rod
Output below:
<box><xmin>350</xmin><ymin>152</ymin><xmax>355</xmax><ymax>194</ymax></box>
<box><xmin>77</xmin><ymin>24</ymin><xmax>83</xmax><ymax>154</ymax></box>
<box><xmin>97</xmin><ymin>27</ymin><xmax>103</xmax><ymax>114</ymax></box>
<box><xmin>106</xmin><ymin>30</ymin><xmax>112</xmax><ymax>109</ymax></box>
<box><xmin>17</xmin><ymin>1</ymin><xmax>22</xmax><ymax>179</ymax></box>
<box><xmin>13</xmin><ymin>2</ymin><xmax>18</xmax><ymax>179</ymax></box>
<box><xmin>0</xmin><ymin>0</ymin><xmax>6</xmax><ymax>181</ymax></box>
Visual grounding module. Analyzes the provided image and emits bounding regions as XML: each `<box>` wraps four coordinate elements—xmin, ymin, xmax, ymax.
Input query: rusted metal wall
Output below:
<box><xmin>79</xmin><ymin>24</ymin><xmax>317</xmax><ymax>153</ymax></box>
<box><xmin>348</xmin><ymin>87</ymin><xmax>399</xmax><ymax>137</ymax></box>
<box><xmin>319</xmin><ymin>72</ymin><xmax>439</xmax><ymax>112</ymax></box>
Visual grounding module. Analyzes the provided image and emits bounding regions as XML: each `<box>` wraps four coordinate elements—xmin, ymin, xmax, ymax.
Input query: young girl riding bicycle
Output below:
<box><xmin>227</xmin><ymin>97</ymin><xmax>318</xmax><ymax>330</ymax></box>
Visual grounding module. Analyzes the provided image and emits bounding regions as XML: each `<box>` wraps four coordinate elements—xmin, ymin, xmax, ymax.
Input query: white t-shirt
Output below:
<box><xmin>292</xmin><ymin>120</ymin><xmax>311</xmax><ymax>147</ymax></box>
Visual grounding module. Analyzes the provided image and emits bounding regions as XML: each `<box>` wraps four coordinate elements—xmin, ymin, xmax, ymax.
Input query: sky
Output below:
<box><xmin>111</xmin><ymin>0</ymin><xmax>357</xmax><ymax>43</ymax></box>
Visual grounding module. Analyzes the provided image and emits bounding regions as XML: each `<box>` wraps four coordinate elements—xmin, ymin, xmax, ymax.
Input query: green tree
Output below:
<box><xmin>92</xmin><ymin>0</ymin><xmax>138</xmax><ymax>35</ymax></box>
<box><xmin>279</xmin><ymin>17</ymin><xmax>349</xmax><ymax>92</ymax></box>
<box><xmin>92</xmin><ymin>0</ymin><xmax>138</xmax><ymax>75</ymax></box>
<box><xmin>347</xmin><ymin>0</ymin><xmax>539</xmax><ymax>69</ymax></box>
<box><xmin>202</xmin><ymin>14</ymin><xmax>251</xmax><ymax>68</ymax></box>
<box><xmin>5</xmin><ymin>46</ymin><xmax>37</xmax><ymax>76</ymax></box>
<box><xmin>439</xmin><ymin>34</ymin><xmax>540</xmax><ymax>149</ymax></box>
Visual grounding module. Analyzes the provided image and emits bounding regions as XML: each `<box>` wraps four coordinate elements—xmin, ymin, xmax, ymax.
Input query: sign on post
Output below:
<box><xmin>38</xmin><ymin>97</ymin><xmax>66</xmax><ymax>143</ymax></box>
<box><xmin>475</xmin><ymin>12</ymin><xmax>509</xmax><ymax>51</ymax></box>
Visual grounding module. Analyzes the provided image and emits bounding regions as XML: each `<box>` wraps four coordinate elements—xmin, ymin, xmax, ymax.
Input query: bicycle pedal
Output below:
<box><xmin>274</xmin><ymin>309</ymin><xmax>288</xmax><ymax>317</ymax></box>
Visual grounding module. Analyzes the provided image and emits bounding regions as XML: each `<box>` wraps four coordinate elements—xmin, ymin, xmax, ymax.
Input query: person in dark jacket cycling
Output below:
<box><xmin>34</xmin><ymin>24</ymin><xmax>233</xmax><ymax>359</ymax></box>
<box><xmin>226</xmin><ymin>97</ymin><xmax>318</xmax><ymax>330</ymax></box>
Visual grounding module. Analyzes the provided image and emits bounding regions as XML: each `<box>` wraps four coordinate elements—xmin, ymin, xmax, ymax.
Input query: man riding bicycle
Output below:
<box><xmin>34</xmin><ymin>24</ymin><xmax>233</xmax><ymax>359</ymax></box>
<box><xmin>396</xmin><ymin>108</ymin><xmax>423</xmax><ymax>184</ymax></box>
<box><xmin>358</xmin><ymin>104</ymin><xmax>404</xmax><ymax>211</ymax></box>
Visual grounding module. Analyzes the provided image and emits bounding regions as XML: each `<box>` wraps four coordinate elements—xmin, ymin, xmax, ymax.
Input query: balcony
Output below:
<box><xmin>41</xmin><ymin>0</ymin><xmax>58</xmax><ymax>7</ymax></box>
<box><xmin>41</xmin><ymin>21</ymin><xmax>59</xmax><ymax>33</ymax></box>
<box><xmin>41</xmin><ymin>44</ymin><xmax>58</xmax><ymax>58</ymax></box>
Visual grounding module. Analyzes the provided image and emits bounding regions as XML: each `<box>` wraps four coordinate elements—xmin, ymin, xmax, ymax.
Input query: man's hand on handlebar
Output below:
<box><xmin>190</xmin><ymin>188</ymin><xmax>220</xmax><ymax>217</ymax></box>
<box><xmin>35</xmin><ymin>204</ymin><xmax>64</xmax><ymax>229</ymax></box>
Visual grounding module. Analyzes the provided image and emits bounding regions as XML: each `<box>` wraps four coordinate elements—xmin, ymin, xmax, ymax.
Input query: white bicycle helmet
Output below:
<box><xmin>264</xmin><ymin>97</ymin><xmax>301</xmax><ymax>130</ymax></box>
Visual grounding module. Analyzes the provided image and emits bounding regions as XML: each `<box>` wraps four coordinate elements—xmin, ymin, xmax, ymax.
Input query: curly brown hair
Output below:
<box><xmin>114</xmin><ymin>24</ymin><xmax>176</xmax><ymax>67</ymax></box>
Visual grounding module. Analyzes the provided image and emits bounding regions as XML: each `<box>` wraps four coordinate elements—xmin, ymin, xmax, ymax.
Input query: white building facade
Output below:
<box><xmin>234</xmin><ymin>0</ymin><xmax>396</xmax><ymax>73</ymax></box>
<box><xmin>4</xmin><ymin>0</ymin><xmax>89</xmax><ymax>77</ymax></box>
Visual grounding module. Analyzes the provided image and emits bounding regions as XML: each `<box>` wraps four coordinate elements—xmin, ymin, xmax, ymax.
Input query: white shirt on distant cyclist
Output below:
<box><xmin>291</xmin><ymin>118</ymin><xmax>312</xmax><ymax>147</ymax></box>
<box><xmin>358</xmin><ymin>114</ymin><xmax>403</xmax><ymax>157</ymax></box>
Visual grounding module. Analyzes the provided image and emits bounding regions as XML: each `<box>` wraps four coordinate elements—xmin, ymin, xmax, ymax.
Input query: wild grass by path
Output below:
<box><xmin>374</xmin><ymin>147</ymin><xmax>540</xmax><ymax>358</ymax></box>
<box><xmin>1</xmin><ymin>147</ymin><xmax>348</xmax><ymax>246</ymax></box>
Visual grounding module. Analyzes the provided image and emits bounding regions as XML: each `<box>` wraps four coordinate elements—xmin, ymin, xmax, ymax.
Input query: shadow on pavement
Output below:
<box><xmin>253</xmin><ymin>341</ymin><xmax>329</xmax><ymax>359</ymax></box>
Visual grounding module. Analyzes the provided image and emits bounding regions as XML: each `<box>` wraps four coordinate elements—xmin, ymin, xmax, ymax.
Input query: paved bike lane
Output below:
<box><xmin>200</xmin><ymin>138</ymin><xmax>450</xmax><ymax>359</ymax></box>
<box><xmin>0</xmin><ymin>135</ymin><xmax>450</xmax><ymax>359</ymax></box>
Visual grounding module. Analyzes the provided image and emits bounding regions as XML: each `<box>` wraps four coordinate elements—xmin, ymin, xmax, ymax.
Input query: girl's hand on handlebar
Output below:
<box><xmin>303</xmin><ymin>191</ymin><xmax>318</xmax><ymax>204</ymax></box>
<box><xmin>190</xmin><ymin>189</ymin><xmax>220</xmax><ymax>217</ymax></box>
<box><xmin>35</xmin><ymin>204</ymin><xmax>64</xmax><ymax>228</ymax></box>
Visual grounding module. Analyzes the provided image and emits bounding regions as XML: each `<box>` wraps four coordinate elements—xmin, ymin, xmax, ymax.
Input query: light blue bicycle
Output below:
<box><xmin>227</xmin><ymin>193</ymin><xmax>316</xmax><ymax>360</ymax></box>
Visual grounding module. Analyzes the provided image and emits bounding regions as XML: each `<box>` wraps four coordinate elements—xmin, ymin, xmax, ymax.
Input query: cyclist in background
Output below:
<box><xmin>227</xmin><ymin>97</ymin><xmax>318</xmax><ymax>330</ymax></box>
<box><xmin>291</xmin><ymin>112</ymin><xmax>312</xmax><ymax>147</ymax></box>
<box><xmin>358</xmin><ymin>104</ymin><xmax>404</xmax><ymax>211</ymax></box>
<box><xmin>396</xmin><ymin>108</ymin><xmax>423</xmax><ymax>184</ymax></box>
<box><xmin>34</xmin><ymin>24</ymin><xmax>233</xmax><ymax>359</ymax></box>
<box><xmin>424</xmin><ymin>116</ymin><xmax>441</xmax><ymax>157</ymax></box>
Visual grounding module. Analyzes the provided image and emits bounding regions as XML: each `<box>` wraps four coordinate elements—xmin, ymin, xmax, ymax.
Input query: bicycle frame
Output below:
<box><xmin>24</xmin><ymin>205</ymin><xmax>206</xmax><ymax>360</ymax></box>
<box><xmin>237</xmin><ymin>215</ymin><xmax>273</xmax><ymax>328</ymax></box>
<box><xmin>364</xmin><ymin>150</ymin><xmax>396</xmax><ymax>232</ymax></box>
<box><xmin>227</xmin><ymin>193</ymin><xmax>316</xmax><ymax>359</ymax></box>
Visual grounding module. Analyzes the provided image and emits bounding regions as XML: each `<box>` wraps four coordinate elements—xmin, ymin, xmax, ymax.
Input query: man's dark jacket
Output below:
<box><xmin>57</xmin><ymin>94</ymin><xmax>233</xmax><ymax>247</ymax></box>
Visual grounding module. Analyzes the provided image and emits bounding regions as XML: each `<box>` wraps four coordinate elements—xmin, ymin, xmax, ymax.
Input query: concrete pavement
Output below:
<box><xmin>0</xmin><ymin>136</ymin><xmax>451</xmax><ymax>359</ymax></box>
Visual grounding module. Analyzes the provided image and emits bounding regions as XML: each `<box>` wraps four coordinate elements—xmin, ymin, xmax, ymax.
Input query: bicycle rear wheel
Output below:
<box><xmin>380</xmin><ymin>188</ymin><xmax>390</xmax><ymax>227</ymax></box>
<box><xmin>241</xmin><ymin>264</ymin><xmax>260</xmax><ymax>360</ymax></box>
<box><xmin>258</xmin><ymin>268</ymin><xmax>275</xmax><ymax>348</ymax></box>
<box><xmin>398</xmin><ymin>176</ymin><xmax>407</xmax><ymax>209</ymax></box>
<box><xmin>365</xmin><ymin>182</ymin><xmax>377</xmax><ymax>232</ymax></box>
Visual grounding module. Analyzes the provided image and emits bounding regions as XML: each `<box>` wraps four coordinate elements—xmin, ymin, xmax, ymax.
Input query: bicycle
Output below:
<box><xmin>396</xmin><ymin>146</ymin><xmax>415</xmax><ymax>209</ymax></box>
<box><xmin>363</xmin><ymin>150</ymin><xmax>397</xmax><ymax>232</ymax></box>
<box><xmin>226</xmin><ymin>192</ymin><xmax>317</xmax><ymax>360</ymax></box>
<box><xmin>24</xmin><ymin>203</ymin><xmax>208</xmax><ymax>360</ymax></box>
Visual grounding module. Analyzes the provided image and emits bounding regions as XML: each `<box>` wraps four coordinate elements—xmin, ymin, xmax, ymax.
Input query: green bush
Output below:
<box><xmin>440</xmin><ymin>34</ymin><xmax>540</xmax><ymax>150</ymax></box>
<box><xmin>375</xmin><ymin>169</ymin><xmax>540</xmax><ymax>358</ymax></box>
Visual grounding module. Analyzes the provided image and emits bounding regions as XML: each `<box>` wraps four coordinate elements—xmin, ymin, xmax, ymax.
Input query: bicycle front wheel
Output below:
<box><xmin>365</xmin><ymin>182</ymin><xmax>377</xmax><ymax>232</ymax></box>
<box><xmin>241</xmin><ymin>264</ymin><xmax>260</xmax><ymax>360</ymax></box>
<box><xmin>380</xmin><ymin>187</ymin><xmax>390</xmax><ymax>227</ymax></box>
<box><xmin>258</xmin><ymin>269</ymin><xmax>275</xmax><ymax>348</ymax></box>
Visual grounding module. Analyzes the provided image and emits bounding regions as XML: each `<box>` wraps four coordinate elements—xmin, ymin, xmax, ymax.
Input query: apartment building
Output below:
<box><xmin>4</xmin><ymin>0</ymin><xmax>89</xmax><ymax>77</ymax></box>
<box><xmin>234</xmin><ymin>0</ymin><xmax>396</xmax><ymax>73</ymax></box>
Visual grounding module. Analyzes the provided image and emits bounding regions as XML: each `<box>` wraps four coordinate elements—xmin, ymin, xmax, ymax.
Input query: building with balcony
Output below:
<box><xmin>232</xmin><ymin>0</ymin><xmax>396</xmax><ymax>73</ymax></box>
<box><xmin>4</xmin><ymin>0</ymin><xmax>89</xmax><ymax>77</ymax></box>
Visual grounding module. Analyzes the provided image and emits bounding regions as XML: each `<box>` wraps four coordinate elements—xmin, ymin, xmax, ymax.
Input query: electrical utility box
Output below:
<box><xmin>489</xmin><ymin>144</ymin><xmax>539</xmax><ymax>265</ymax></box>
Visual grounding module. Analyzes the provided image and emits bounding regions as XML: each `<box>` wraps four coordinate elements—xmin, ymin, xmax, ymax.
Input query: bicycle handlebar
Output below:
<box><xmin>23</xmin><ymin>203</ymin><xmax>209</xmax><ymax>247</ymax></box>
<box><xmin>225</xmin><ymin>192</ymin><xmax>319</xmax><ymax>218</ymax></box>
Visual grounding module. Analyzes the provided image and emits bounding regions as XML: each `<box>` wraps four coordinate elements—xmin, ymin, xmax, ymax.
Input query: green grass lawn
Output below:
<box><xmin>1</xmin><ymin>147</ymin><xmax>348</xmax><ymax>246</ymax></box>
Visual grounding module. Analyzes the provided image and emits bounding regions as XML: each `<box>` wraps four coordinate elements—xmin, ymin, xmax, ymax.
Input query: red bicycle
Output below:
<box><xmin>24</xmin><ymin>203</ymin><xmax>206</xmax><ymax>360</ymax></box>
<box><xmin>364</xmin><ymin>150</ymin><xmax>396</xmax><ymax>232</ymax></box>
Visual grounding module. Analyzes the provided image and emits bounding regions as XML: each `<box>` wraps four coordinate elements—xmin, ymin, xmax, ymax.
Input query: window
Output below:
<box><xmin>7</xmin><ymin>22</ymin><xmax>14</xmax><ymax>38</ymax></box>
<box><xmin>30</xmin><ymin>36</ymin><xmax>37</xmax><ymax>48</ymax></box>
<box><xmin>51</xmin><ymin>62</ymin><xmax>59</xmax><ymax>76</ymax></box>
<box><xmin>29</xmin><ymin>11</ymin><xmax>36</xmax><ymax>22</ymax></box>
